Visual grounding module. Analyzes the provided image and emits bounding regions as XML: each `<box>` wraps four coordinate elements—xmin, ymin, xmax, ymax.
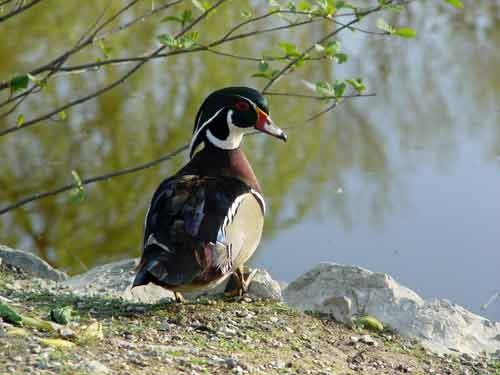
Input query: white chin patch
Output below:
<box><xmin>206</xmin><ymin>110</ymin><xmax>248</xmax><ymax>150</ymax></box>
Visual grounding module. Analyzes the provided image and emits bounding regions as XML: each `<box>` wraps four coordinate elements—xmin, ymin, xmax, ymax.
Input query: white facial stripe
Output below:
<box><xmin>206</xmin><ymin>109</ymin><xmax>249</xmax><ymax>150</ymax></box>
<box><xmin>189</xmin><ymin>108</ymin><xmax>225</xmax><ymax>158</ymax></box>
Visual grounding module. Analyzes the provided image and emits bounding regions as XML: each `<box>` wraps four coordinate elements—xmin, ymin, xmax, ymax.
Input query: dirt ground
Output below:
<box><xmin>0</xmin><ymin>264</ymin><xmax>498</xmax><ymax>375</ymax></box>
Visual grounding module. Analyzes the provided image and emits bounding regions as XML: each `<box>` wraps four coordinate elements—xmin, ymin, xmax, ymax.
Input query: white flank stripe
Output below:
<box><xmin>251</xmin><ymin>189</ymin><xmax>266</xmax><ymax>215</ymax></box>
<box><xmin>221</xmin><ymin>193</ymin><xmax>247</xmax><ymax>238</ymax></box>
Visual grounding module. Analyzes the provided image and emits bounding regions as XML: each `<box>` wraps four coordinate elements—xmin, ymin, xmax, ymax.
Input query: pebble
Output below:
<box><xmin>360</xmin><ymin>335</ymin><xmax>378</xmax><ymax>347</ymax></box>
<box><xmin>232</xmin><ymin>365</ymin><xmax>244</xmax><ymax>374</ymax></box>
<box><xmin>225</xmin><ymin>358</ymin><xmax>238</xmax><ymax>369</ymax></box>
<box><xmin>59</xmin><ymin>327</ymin><xmax>76</xmax><ymax>338</ymax></box>
<box><xmin>159</xmin><ymin>321</ymin><xmax>172</xmax><ymax>331</ymax></box>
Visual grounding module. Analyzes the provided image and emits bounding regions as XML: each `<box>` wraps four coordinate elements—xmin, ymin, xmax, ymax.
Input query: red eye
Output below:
<box><xmin>234</xmin><ymin>101</ymin><xmax>250</xmax><ymax>111</ymax></box>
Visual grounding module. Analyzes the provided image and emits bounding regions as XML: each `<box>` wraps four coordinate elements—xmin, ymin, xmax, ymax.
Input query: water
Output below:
<box><xmin>1</xmin><ymin>1</ymin><xmax>499</xmax><ymax>320</ymax></box>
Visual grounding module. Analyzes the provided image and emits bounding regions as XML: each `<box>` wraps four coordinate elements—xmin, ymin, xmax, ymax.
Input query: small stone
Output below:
<box><xmin>225</xmin><ymin>358</ymin><xmax>238</xmax><ymax>369</ymax></box>
<box><xmin>235</xmin><ymin>310</ymin><xmax>249</xmax><ymax>318</ymax></box>
<box><xmin>350</xmin><ymin>336</ymin><xmax>360</xmax><ymax>344</ymax></box>
<box><xmin>159</xmin><ymin>321</ymin><xmax>171</xmax><ymax>331</ymax></box>
<box><xmin>220</xmin><ymin>326</ymin><xmax>237</xmax><ymax>336</ymax></box>
<box><xmin>29</xmin><ymin>345</ymin><xmax>41</xmax><ymax>354</ymax></box>
<box><xmin>58</xmin><ymin>327</ymin><xmax>76</xmax><ymax>338</ymax></box>
<box><xmin>360</xmin><ymin>335</ymin><xmax>377</xmax><ymax>346</ymax></box>
<box><xmin>395</xmin><ymin>364</ymin><xmax>412</xmax><ymax>373</ymax></box>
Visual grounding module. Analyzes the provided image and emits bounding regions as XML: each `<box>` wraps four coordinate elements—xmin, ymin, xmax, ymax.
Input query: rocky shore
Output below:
<box><xmin>1</xmin><ymin>244</ymin><xmax>499</xmax><ymax>374</ymax></box>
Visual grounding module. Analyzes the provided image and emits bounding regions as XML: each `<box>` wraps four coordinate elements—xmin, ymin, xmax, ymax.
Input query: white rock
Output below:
<box><xmin>61</xmin><ymin>258</ymin><xmax>174</xmax><ymax>303</ymax></box>
<box><xmin>0</xmin><ymin>245</ymin><xmax>67</xmax><ymax>281</ymax></box>
<box><xmin>61</xmin><ymin>259</ymin><xmax>281</xmax><ymax>303</ymax></box>
<box><xmin>283</xmin><ymin>262</ymin><xmax>500</xmax><ymax>357</ymax></box>
<box><xmin>247</xmin><ymin>269</ymin><xmax>282</xmax><ymax>301</ymax></box>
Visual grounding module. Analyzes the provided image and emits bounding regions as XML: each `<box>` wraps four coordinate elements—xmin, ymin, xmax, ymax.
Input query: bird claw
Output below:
<box><xmin>224</xmin><ymin>267</ymin><xmax>258</xmax><ymax>298</ymax></box>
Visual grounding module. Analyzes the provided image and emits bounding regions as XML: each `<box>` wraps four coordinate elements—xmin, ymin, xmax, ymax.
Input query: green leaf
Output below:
<box><xmin>279</xmin><ymin>42</ymin><xmax>301</xmax><ymax>57</ymax></box>
<box><xmin>49</xmin><ymin>306</ymin><xmax>73</xmax><ymax>325</ymax></box>
<box><xmin>353</xmin><ymin>315</ymin><xmax>384</xmax><ymax>332</ymax></box>
<box><xmin>316</xmin><ymin>0</ymin><xmax>336</xmax><ymax>15</ymax></box>
<box><xmin>240</xmin><ymin>9</ymin><xmax>252</xmax><ymax>18</ymax></box>
<box><xmin>71</xmin><ymin>170</ymin><xmax>83</xmax><ymax>187</ymax></box>
<box><xmin>297</xmin><ymin>0</ymin><xmax>312</xmax><ymax>11</ymax></box>
<box><xmin>315</xmin><ymin>81</ymin><xmax>334</xmax><ymax>97</ymax></box>
<box><xmin>97</xmin><ymin>40</ymin><xmax>113</xmax><ymax>58</ymax></box>
<box><xmin>323</xmin><ymin>40</ymin><xmax>340</xmax><ymax>58</ymax></box>
<box><xmin>70</xmin><ymin>170</ymin><xmax>85</xmax><ymax>204</ymax></box>
<box><xmin>445</xmin><ymin>0</ymin><xmax>463</xmax><ymax>8</ymax></box>
<box><xmin>258</xmin><ymin>60</ymin><xmax>269</xmax><ymax>72</ymax></box>
<box><xmin>376</xmin><ymin>18</ymin><xmax>395</xmax><ymax>34</ymax></box>
<box><xmin>335</xmin><ymin>52</ymin><xmax>348</xmax><ymax>64</ymax></box>
<box><xmin>395</xmin><ymin>27</ymin><xmax>416</xmax><ymax>38</ymax></box>
<box><xmin>179</xmin><ymin>31</ymin><xmax>199</xmax><ymax>48</ymax></box>
<box><xmin>9</xmin><ymin>75</ymin><xmax>30</xmax><ymax>94</ymax></box>
<box><xmin>0</xmin><ymin>301</ymin><xmax>23</xmax><ymax>325</ymax></box>
<box><xmin>251</xmin><ymin>70</ymin><xmax>279</xmax><ymax>80</ymax></box>
<box><xmin>333</xmin><ymin>81</ymin><xmax>346</xmax><ymax>99</ymax></box>
<box><xmin>385</xmin><ymin>4</ymin><xmax>403</xmax><ymax>13</ymax></box>
<box><xmin>158</xmin><ymin>33</ymin><xmax>178</xmax><ymax>48</ymax></box>
<box><xmin>181</xmin><ymin>9</ymin><xmax>193</xmax><ymax>25</ymax></box>
<box><xmin>346</xmin><ymin>78</ymin><xmax>366</xmax><ymax>93</ymax></box>
<box><xmin>16</xmin><ymin>114</ymin><xmax>25</xmax><ymax>127</ymax></box>
<box><xmin>161</xmin><ymin>15</ymin><xmax>182</xmax><ymax>23</ymax></box>
<box><xmin>58</xmin><ymin>111</ymin><xmax>67</xmax><ymax>121</ymax></box>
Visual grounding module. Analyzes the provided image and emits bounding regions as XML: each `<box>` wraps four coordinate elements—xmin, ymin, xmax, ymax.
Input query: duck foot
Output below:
<box><xmin>224</xmin><ymin>267</ymin><xmax>258</xmax><ymax>298</ymax></box>
<box><xmin>174</xmin><ymin>291</ymin><xmax>185</xmax><ymax>303</ymax></box>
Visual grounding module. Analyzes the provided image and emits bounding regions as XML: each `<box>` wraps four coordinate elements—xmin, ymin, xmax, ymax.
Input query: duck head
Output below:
<box><xmin>189</xmin><ymin>86</ymin><xmax>287</xmax><ymax>158</ymax></box>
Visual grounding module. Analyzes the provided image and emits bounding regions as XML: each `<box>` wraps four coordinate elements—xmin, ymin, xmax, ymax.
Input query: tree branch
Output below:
<box><xmin>0</xmin><ymin>92</ymin><xmax>370</xmax><ymax>215</ymax></box>
<box><xmin>0</xmin><ymin>145</ymin><xmax>189</xmax><ymax>215</ymax></box>
<box><xmin>0</xmin><ymin>0</ymin><xmax>44</xmax><ymax>24</ymax></box>
<box><xmin>0</xmin><ymin>0</ymin><xmax>227</xmax><ymax>137</ymax></box>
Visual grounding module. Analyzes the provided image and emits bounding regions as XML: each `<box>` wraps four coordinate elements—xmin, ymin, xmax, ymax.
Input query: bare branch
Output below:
<box><xmin>95</xmin><ymin>0</ymin><xmax>184</xmax><ymax>41</ymax></box>
<box><xmin>265</xmin><ymin>92</ymin><xmax>376</xmax><ymax>100</ymax></box>
<box><xmin>0</xmin><ymin>145</ymin><xmax>189</xmax><ymax>216</ymax></box>
<box><xmin>0</xmin><ymin>0</ymin><xmax>227</xmax><ymax>137</ymax></box>
<box><xmin>0</xmin><ymin>92</ymin><xmax>369</xmax><ymax>215</ymax></box>
<box><xmin>0</xmin><ymin>0</ymin><xmax>44</xmax><ymax>24</ymax></box>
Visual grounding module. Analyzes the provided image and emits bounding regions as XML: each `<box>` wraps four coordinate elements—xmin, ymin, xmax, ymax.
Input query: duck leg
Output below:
<box><xmin>174</xmin><ymin>291</ymin><xmax>185</xmax><ymax>302</ymax></box>
<box><xmin>225</xmin><ymin>266</ymin><xmax>258</xmax><ymax>297</ymax></box>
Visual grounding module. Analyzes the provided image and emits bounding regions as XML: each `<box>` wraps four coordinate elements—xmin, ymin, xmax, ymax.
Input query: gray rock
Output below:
<box><xmin>0</xmin><ymin>245</ymin><xmax>67</xmax><ymax>281</ymax></box>
<box><xmin>61</xmin><ymin>258</ymin><xmax>174</xmax><ymax>303</ymax></box>
<box><xmin>247</xmin><ymin>269</ymin><xmax>282</xmax><ymax>301</ymax></box>
<box><xmin>283</xmin><ymin>262</ymin><xmax>500</xmax><ymax>357</ymax></box>
<box><xmin>62</xmin><ymin>258</ymin><xmax>281</xmax><ymax>303</ymax></box>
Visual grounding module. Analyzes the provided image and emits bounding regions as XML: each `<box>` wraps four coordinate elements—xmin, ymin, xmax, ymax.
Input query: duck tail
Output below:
<box><xmin>132</xmin><ymin>258</ymin><xmax>153</xmax><ymax>288</ymax></box>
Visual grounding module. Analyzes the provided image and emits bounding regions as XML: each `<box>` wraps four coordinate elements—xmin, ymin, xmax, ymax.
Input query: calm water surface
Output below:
<box><xmin>0</xmin><ymin>1</ymin><xmax>498</xmax><ymax>319</ymax></box>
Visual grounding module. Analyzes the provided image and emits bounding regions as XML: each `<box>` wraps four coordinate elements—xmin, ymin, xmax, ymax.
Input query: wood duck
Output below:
<box><xmin>132</xmin><ymin>87</ymin><xmax>287</xmax><ymax>301</ymax></box>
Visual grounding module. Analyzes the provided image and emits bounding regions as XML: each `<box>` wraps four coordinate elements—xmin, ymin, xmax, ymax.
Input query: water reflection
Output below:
<box><xmin>0</xmin><ymin>1</ymin><xmax>499</xmax><ymax>317</ymax></box>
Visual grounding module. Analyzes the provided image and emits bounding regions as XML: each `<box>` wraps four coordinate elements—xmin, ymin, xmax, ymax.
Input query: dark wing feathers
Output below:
<box><xmin>134</xmin><ymin>175</ymin><xmax>254</xmax><ymax>288</ymax></box>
